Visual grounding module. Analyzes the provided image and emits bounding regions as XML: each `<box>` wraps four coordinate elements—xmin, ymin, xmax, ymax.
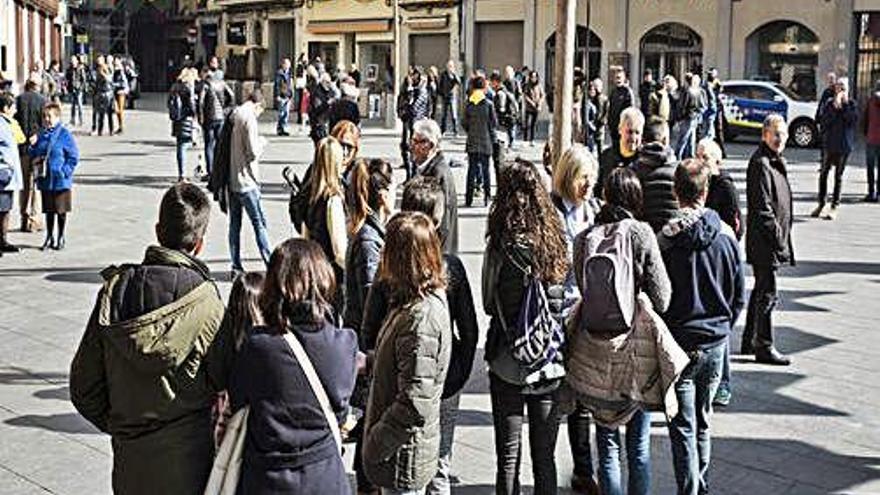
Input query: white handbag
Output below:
<box><xmin>203</xmin><ymin>406</ymin><xmax>249</xmax><ymax>495</ymax></box>
<box><xmin>203</xmin><ymin>331</ymin><xmax>343</xmax><ymax>495</ymax></box>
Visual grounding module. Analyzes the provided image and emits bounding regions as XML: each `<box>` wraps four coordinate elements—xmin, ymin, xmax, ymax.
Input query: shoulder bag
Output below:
<box><xmin>204</xmin><ymin>332</ymin><xmax>343</xmax><ymax>495</ymax></box>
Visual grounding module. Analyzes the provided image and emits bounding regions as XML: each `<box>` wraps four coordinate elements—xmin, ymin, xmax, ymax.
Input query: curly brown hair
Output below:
<box><xmin>487</xmin><ymin>159</ymin><xmax>568</xmax><ymax>283</ymax></box>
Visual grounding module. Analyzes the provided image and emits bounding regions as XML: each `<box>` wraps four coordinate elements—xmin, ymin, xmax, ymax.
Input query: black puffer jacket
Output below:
<box><xmin>633</xmin><ymin>142</ymin><xmax>679</xmax><ymax>233</ymax></box>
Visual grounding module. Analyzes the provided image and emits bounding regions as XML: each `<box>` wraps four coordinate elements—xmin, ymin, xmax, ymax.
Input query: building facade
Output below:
<box><xmin>1</xmin><ymin>0</ymin><xmax>65</xmax><ymax>88</ymax></box>
<box><xmin>466</xmin><ymin>0</ymin><xmax>880</xmax><ymax>103</ymax></box>
<box><xmin>203</xmin><ymin>0</ymin><xmax>880</xmax><ymax>107</ymax></box>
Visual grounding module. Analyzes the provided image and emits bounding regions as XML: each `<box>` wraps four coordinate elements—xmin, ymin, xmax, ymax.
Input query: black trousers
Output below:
<box><xmin>743</xmin><ymin>264</ymin><xmax>779</xmax><ymax>350</ymax></box>
<box><xmin>818</xmin><ymin>151</ymin><xmax>849</xmax><ymax>207</ymax></box>
<box><xmin>490</xmin><ymin>374</ymin><xmax>560</xmax><ymax>495</ymax></box>
<box><xmin>567</xmin><ymin>405</ymin><xmax>595</xmax><ymax>479</ymax></box>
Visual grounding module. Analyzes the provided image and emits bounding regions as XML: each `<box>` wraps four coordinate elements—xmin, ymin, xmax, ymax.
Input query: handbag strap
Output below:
<box><xmin>281</xmin><ymin>332</ymin><xmax>343</xmax><ymax>455</ymax></box>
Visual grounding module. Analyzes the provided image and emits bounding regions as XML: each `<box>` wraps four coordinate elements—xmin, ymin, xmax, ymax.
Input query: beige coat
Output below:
<box><xmin>564</xmin><ymin>292</ymin><xmax>690</xmax><ymax>429</ymax></box>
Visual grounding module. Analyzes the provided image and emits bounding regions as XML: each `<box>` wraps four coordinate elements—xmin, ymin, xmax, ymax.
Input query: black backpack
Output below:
<box><xmin>167</xmin><ymin>90</ymin><xmax>184</xmax><ymax>122</ymax></box>
<box><xmin>285</xmin><ymin>165</ymin><xmax>312</xmax><ymax>234</ymax></box>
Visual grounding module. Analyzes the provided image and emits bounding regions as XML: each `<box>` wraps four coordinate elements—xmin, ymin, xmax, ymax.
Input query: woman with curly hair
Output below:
<box><xmin>481</xmin><ymin>159</ymin><xmax>569</xmax><ymax>495</ymax></box>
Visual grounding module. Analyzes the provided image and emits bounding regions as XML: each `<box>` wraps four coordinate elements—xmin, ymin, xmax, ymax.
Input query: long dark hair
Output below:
<box><xmin>260</xmin><ymin>239</ymin><xmax>336</xmax><ymax>330</ymax></box>
<box><xmin>377</xmin><ymin>212</ymin><xmax>447</xmax><ymax>305</ymax></box>
<box><xmin>225</xmin><ymin>271</ymin><xmax>265</xmax><ymax>350</ymax></box>
<box><xmin>487</xmin><ymin>159</ymin><xmax>568</xmax><ymax>283</ymax></box>
<box><xmin>346</xmin><ymin>158</ymin><xmax>392</xmax><ymax>234</ymax></box>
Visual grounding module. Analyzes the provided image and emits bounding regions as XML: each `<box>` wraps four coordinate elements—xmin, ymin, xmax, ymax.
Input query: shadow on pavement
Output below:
<box><xmin>5</xmin><ymin>413</ymin><xmax>101</xmax><ymax>435</ymax></box>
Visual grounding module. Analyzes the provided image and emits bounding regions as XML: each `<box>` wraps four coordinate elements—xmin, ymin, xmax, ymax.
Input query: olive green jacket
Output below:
<box><xmin>363</xmin><ymin>290</ymin><xmax>451</xmax><ymax>490</ymax></box>
<box><xmin>70</xmin><ymin>247</ymin><xmax>229</xmax><ymax>495</ymax></box>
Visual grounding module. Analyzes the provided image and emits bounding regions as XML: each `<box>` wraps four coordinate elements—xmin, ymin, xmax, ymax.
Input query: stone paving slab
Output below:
<box><xmin>0</xmin><ymin>96</ymin><xmax>878</xmax><ymax>494</ymax></box>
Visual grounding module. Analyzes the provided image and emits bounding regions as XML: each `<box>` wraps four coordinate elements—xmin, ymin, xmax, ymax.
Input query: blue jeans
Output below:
<box><xmin>867</xmin><ymin>144</ymin><xmax>880</xmax><ymax>198</ymax></box>
<box><xmin>277</xmin><ymin>97</ymin><xmax>290</xmax><ymax>133</ymax></box>
<box><xmin>176</xmin><ymin>140</ymin><xmax>191</xmax><ymax>179</ymax></box>
<box><xmin>676</xmin><ymin>117</ymin><xmax>700</xmax><ymax>160</ymax></box>
<box><xmin>702</xmin><ymin>110</ymin><xmax>717</xmax><ymax>140</ymax></box>
<box><xmin>202</xmin><ymin>120</ymin><xmax>223</xmax><ymax>176</ymax></box>
<box><xmin>596</xmin><ymin>410</ymin><xmax>652</xmax><ymax>495</ymax></box>
<box><xmin>466</xmin><ymin>153</ymin><xmax>490</xmax><ymax>206</ymax></box>
<box><xmin>440</xmin><ymin>95</ymin><xmax>457</xmax><ymax>134</ymax></box>
<box><xmin>668</xmin><ymin>344</ymin><xmax>725</xmax><ymax>495</ymax></box>
<box><xmin>717</xmin><ymin>336</ymin><xmax>731</xmax><ymax>397</ymax></box>
<box><xmin>228</xmin><ymin>189</ymin><xmax>272</xmax><ymax>271</ymax></box>
<box><xmin>70</xmin><ymin>90</ymin><xmax>84</xmax><ymax>126</ymax></box>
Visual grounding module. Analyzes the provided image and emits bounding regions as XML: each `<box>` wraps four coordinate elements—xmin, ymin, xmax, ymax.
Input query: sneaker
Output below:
<box><xmin>824</xmin><ymin>205</ymin><xmax>838</xmax><ymax>220</ymax></box>
<box><xmin>713</xmin><ymin>387</ymin><xmax>732</xmax><ymax>407</ymax></box>
<box><xmin>810</xmin><ymin>204</ymin><xmax>826</xmax><ymax>218</ymax></box>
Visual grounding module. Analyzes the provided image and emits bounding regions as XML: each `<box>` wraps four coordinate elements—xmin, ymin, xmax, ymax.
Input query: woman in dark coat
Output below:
<box><xmin>342</xmin><ymin>157</ymin><xmax>392</xmax><ymax>494</ymax></box>
<box><xmin>230</xmin><ymin>238</ymin><xmax>358</xmax><ymax>494</ymax></box>
<box><xmin>30</xmin><ymin>102</ymin><xmax>78</xmax><ymax>250</ymax></box>
<box><xmin>169</xmin><ymin>68</ymin><xmax>197</xmax><ymax>181</ymax></box>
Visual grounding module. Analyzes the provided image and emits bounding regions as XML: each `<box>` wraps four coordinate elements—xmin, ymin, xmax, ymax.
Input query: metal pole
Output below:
<box><xmin>552</xmin><ymin>0</ymin><xmax>576</xmax><ymax>164</ymax></box>
<box><xmin>392</xmin><ymin>0</ymin><xmax>400</xmax><ymax>129</ymax></box>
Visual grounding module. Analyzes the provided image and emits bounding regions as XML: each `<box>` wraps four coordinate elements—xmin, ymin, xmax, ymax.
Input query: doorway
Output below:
<box><xmin>640</xmin><ymin>22</ymin><xmax>702</xmax><ymax>84</ymax></box>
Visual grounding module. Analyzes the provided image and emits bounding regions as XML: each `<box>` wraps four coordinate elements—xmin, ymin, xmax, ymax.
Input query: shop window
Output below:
<box><xmin>745</xmin><ymin>21</ymin><xmax>819</xmax><ymax>100</ymax></box>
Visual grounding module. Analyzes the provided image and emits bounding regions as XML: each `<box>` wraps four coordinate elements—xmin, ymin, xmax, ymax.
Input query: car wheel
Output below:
<box><xmin>790</xmin><ymin>119</ymin><xmax>817</xmax><ymax>148</ymax></box>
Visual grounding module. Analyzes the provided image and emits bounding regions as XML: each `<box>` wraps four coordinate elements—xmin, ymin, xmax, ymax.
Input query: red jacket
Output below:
<box><xmin>863</xmin><ymin>96</ymin><xmax>880</xmax><ymax>145</ymax></box>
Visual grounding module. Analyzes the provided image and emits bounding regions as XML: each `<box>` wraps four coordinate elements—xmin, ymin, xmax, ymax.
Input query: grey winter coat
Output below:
<box><xmin>363</xmin><ymin>290</ymin><xmax>451</xmax><ymax>491</ymax></box>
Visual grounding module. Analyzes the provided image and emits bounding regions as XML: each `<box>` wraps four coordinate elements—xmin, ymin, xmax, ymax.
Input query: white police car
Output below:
<box><xmin>720</xmin><ymin>80</ymin><xmax>820</xmax><ymax>148</ymax></box>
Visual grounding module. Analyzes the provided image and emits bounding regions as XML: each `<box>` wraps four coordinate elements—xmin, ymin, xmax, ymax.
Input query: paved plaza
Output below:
<box><xmin>0</xmin><ymin>98</ymin><xmax>879</xmax><ymax>494</ymax></box>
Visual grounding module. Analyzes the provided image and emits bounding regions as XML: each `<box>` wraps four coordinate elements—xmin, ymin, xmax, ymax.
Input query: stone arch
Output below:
<box><xmin>639</xmin><ymin>22</ymin><xmax>703</xmax><ymax>84</ymax></box>
<box><xmin>745</xmin><ymin>20</ymin><xmax>820</xmax><ymax>99</ymax></box>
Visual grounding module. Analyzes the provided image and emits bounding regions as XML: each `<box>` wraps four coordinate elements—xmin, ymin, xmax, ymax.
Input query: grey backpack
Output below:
<box><xmin>579</xmin><ymin>219</ymin><xmax>637</xmax><ymax>333</ymax></box>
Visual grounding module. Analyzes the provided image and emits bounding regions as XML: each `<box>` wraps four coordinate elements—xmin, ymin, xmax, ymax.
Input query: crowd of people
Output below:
<box><xmin>1</xmin><ymin>49</ymin><xmax>870</xmax><ymax>495</ymax></box>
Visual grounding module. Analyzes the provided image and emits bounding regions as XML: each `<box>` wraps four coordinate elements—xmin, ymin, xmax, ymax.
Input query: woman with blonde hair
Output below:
<box><xmin>169</xmin><ymin>67</ymin><xmax>198</xmax><ymax>180</ymax></box>
<box><xmin>551</xmin><ymin>145</ymin><xmax>602</xmax><ymax>493</ymax></box>
<box><xmin>305</xmin><ymin>136</ymin><xmax>347</xmax><ymax>311</ymax></box>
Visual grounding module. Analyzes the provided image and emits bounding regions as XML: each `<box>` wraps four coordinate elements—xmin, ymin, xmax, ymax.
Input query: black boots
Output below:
<box><xmin>755</xmin><ymin>347</ymin><xmax>791</xmax><ymax>366</ymax></box>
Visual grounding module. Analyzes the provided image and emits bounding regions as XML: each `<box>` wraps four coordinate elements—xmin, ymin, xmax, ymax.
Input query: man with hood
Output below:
<box><xmin>658</xmin><ymin>159</ymin><xmax>745</xmax><ymax>495</ymax></box>
<box><xmin>70</xmin><ymin>183</ymin><xmax>232</xmax><ymax>495</ymax></box>
<box><xmin>633</xmin><ymin>116</ymin><xmax>679</xmax><ymax>232</ymax></box>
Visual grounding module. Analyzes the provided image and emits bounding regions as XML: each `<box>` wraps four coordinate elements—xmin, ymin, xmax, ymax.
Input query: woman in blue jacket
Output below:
<box><xmin>29</xmin><ymin>101</ymin><xmax>79</xmax><ymax>250</ymax></box>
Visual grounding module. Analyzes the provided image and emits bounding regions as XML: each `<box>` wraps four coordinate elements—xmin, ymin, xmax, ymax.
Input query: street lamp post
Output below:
<box><xmin>390</xmin><ymin>0</ymin><xmax>401</xmax><ymax>129</ymax></box>
<box><xmin>552</xmin><ymin>0</ymin><xmax>577</xmax><ymax>165</ymax></box>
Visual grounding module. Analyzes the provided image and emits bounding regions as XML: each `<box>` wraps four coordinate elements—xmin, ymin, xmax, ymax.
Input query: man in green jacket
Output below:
<box><xmin>70</xmin><ymin>183</ymin><xmax>232</xmax><ymax>495</ymax></box>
